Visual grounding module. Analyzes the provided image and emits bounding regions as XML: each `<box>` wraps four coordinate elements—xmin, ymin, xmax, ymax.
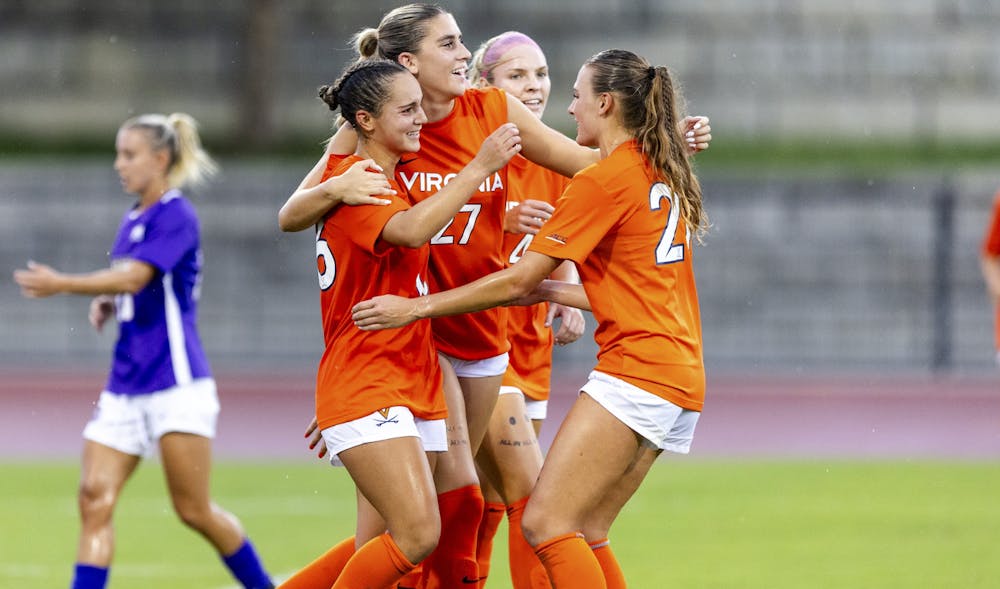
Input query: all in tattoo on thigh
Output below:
<box><xmin>497</xmin><ymin>411</ymin><xmax>538</xmax><ymax>447</ymax></box>
<box><xmin>447</xmin><ymin>424</ymin><xmax>469</xmax><ymax>448</ymax></box>
<box><xmin>499</xmin><ymin>437</ymin><xmax>537</xmax><ymax>447</ymax></box>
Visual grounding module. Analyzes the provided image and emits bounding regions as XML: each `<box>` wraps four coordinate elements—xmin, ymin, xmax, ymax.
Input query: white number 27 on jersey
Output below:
<box><xmin>649</xmin><ymin>182</ymin><xmax>688</xmax><ymax>265</ymax></box>
<box><xmin>430</xmin><ymin>203</ymin><xmax>481</xmax><ymax>245</ymax></box>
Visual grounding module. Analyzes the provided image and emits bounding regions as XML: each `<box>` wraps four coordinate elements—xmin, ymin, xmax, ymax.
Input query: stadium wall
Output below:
<box><xmin>3</xmin><ymin>159</ymin><xmax>997</xmax><ymax>375</ymax></box>
<box><xmin>1</xmin><ymin>1</ymin><xmax>998</xmax><ymax>143</ymax></box>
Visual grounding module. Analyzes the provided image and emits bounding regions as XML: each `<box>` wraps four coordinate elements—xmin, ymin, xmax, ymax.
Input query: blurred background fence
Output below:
<box><xmin>2</xmin><ymin>0</ymin><xmax>1000</xmax><ymax>376</ymax></box>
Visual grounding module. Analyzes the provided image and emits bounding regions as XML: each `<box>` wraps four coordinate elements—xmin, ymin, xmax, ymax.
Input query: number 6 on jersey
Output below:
<box><xmin>316</xmin><ymin>221</ymin><xmax>336</xmax><ymax>290</ymax></box>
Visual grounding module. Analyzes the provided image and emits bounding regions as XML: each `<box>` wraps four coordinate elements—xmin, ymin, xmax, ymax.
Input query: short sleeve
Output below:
<box><xmin>528</xmin><ymin>174</ymin><xmax>619</xmax><ymax>264</ymax></box>
<box><xmin>329</xmin><ymin>197</ymin><xmax>410</xmax><ymax>256</ymax></box>
<box><xmin>322</xmin><ymin>155</ymin><xmax>411</xmax><ymax>255</ymax></box>
<box><xmin>131</xmin><ymin>202</ymin><xmax>198</xmax><ymax>272</ymax></box>
<box><xmin>983</xmin><ymin>193</ymin><xmax>1000</xmax><ymax>256</ymax></box>
<box><xmin>323</xmin><ymin>153</ymin><xmax>349</xmax><ymax>180</ymax></box>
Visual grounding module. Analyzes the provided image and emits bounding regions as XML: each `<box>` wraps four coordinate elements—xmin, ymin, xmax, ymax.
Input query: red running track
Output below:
<box><xmin>1</xmin><ymin>369</ymin><xmax>997</xmax><ymax>460</ymax></box>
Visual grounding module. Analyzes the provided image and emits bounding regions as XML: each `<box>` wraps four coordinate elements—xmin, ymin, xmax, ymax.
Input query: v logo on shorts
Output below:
<box><xmin>375</xmin><ymin>408</ymin><xmax>399</xmax><ymax>427</ymax></box>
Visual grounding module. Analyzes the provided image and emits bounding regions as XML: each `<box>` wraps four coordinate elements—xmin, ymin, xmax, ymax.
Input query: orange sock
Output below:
<box><xmin>279</xmin><ymin>535</ymin><xmax>356</xmax><ymax>589</ymax></box>
<box><xmin>476</xmin><ymin>502</ymin><xmax>506</xmax><ymax>588</ymax></box>
<box><xmin>588</xmin><ymin>538</ymin><xmax>626</xmax><ymax>589</ymax></box>
<box><xmin>534</xmin><ymin>532</ymin><xmax>605</xmax><ymax>589</ymax></box>
<box><xmin>332</xmin><ymin>532</ymin><xmax>414</xmax><ymax>589</ymax></box>
<box><xmin>420</xmin><ymin>484</ymin><xmax>484</xmax><ymax>588</ymax></box>
<box><xmin>394</xmin><ymin>563</ymin><xmax>423</xmax><ymax>589</ymax></box>
<box><xmin>506</xmin><ymin>497</ymin><xmax>551</xmax><ymax>589</ymax></box>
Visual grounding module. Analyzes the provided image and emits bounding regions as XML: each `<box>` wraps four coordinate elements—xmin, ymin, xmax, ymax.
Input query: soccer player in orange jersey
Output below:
<box><xmin>466</xmin><ymin>31</ymin><xmax>587</xmax><ymax>589</ymax></box>
<box><xmin>981</xmin><ymin>190</ymin><xmax>1000</xmax><ymax>365</ymax></box>
<box><xmin>281</xmin><ymin>5</ymin><xmax>711</xmax><ymax>587</ymax></box>
<box><xmin>352</xmin><ymin>49</ymin><xmax>709</xmax><ymax>589</ymax></box>
<box><xmin>282</xmin><ymin>6</ymin><xmax>598</xmax><ymax>587</ymax></box>
<box><xmin>276</xmin><ymin>59</ymin><xmax>520</xmax><ymax>589</ymax></box>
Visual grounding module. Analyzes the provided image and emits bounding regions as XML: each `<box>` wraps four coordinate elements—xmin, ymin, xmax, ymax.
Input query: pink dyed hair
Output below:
<box><xmin>470</xmin><ymin>31</ymin><xmax>542</xmax><ymax>81</ymax></box>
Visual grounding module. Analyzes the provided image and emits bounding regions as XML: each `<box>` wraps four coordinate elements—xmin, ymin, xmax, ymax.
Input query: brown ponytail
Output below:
<box><xmin>318</xmin><ymin>59</ymin><xmax>409</xmax><ymax>137</ymax></box>
<box><xmin>584</xmin><ymin>50</ymin><xmax>706</xmax><ymax>241</ymax></box>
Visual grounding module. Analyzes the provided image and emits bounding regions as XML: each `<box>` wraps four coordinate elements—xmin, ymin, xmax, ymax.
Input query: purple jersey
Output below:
<box><xmin>105</xmin><ymin>189</ymin><xmax>211</xmax><ymax>395</ymax></box>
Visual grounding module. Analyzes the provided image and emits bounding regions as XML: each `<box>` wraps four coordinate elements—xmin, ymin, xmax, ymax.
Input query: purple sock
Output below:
<box><xmin>71</xmin><ymin>564</ymin><xmax>108</xmax><ymax>589</ymax></box>
<box><xmin>222</xmin><ymin>539</ymin><xmax>273</xmax><ymax>589</ymax></box>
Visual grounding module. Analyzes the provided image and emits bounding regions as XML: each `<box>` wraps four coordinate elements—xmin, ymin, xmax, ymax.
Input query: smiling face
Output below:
<box><xmin>406</xmin><ymin>13</ymin><xmax>471</xmax><ymax>102</ymax></box>
<box><xmin>568</xmin><ymin>64</ymin><xmax>601</xmax><ymax>147</ymax></box>
<box><xmin>366</xmin><ymin>72</ymin><xmax>427</xmax><ymax>155</ymax></box>
<box><xmin>487</xmin><ymin>43</ymin><xmax>550</xmax><ymax>119</ymax></box>
<box><xmin>113</xmin><ymin>128</ymin><xmax>169</xmax><ymax>198</ymax></box>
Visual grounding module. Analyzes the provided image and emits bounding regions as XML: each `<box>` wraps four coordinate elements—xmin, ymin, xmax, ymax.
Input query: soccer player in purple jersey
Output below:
<box><xmin>14</xmin><ymin>113</ymin><xmax>274</xmax><ymax>589</ymax></box>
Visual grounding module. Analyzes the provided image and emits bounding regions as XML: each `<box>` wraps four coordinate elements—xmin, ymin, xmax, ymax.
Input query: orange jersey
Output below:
<box><xmin>983</xmin><ymin>192</ymin><xmax>1000</xmax><ymax>256</ymax></box>
<box><xmin>983</xmin><ymin>191</ymin><xmax>1000</xmax><ymax>350</ymax></box>
<box><xmin>502</xmin><ymin>156</ymin><xmax>571</xmax><ymax>400</ymax></box>
<box><xmin>529</xmin><ymin>140</ymin><xmax>705</xmax><ymax>411</ymax></box>
<box><xmin>397</xmin><ymin>87</ymin><xmax>511</xmax><ymax>361</ymax></box>
<box><xmin>314</xmin><ymin>155</ymin><xmax>445</xmax><ymax>429</ymax></box>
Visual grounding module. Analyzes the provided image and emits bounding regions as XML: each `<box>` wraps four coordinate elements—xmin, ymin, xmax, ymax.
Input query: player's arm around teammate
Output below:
<box><xmin>14</xmin><ymin>114</ymin><xmax>274</xmax><ymax>589</ymax></box>
<box><xmin>353</xmin><ymin>48</ymin><xmax>709</xmax><ymax>589</ymax></box>
<box><xmin>282</xmin><ymin>5</ymin><xmax>710</xmax><ymax>470</ymax></box>
<box><xmin>277</xmin><ymin>59</ymin><xmax>520</xmax><ymax>589</ymax></box>
<box><xmin>502</xmin><ymin>198</ymin><xmax>585</xmax><ymax>345</ymax></box>
<box><xmin>291</xmin><ymin>6</ymin><xmax>710</xmax><ymax>588</ymax></box>
<box><xmin>278</xmin><ymin>156</ymin><xmax>396</xmax><ymax>232</ymax></box>
<box><xmin>464</xmin><ymin>30</ymin><xmax>589</xmax><ymax>589</ymax></box>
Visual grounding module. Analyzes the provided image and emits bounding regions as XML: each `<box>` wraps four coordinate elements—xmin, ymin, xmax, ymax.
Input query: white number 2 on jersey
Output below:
<box><xmin>316</xmin><ymin>222</ymin><xmax>336</xmax><ymax>290</ymax></box>
<box><xmin>649</xmin><ymin>182</ymin><xmax>688</xmax><ymax>265</ymax></box>
<box><xmin>430</xmin><ymin>203</ymin><xmax>482</xmax><ymax>245</ymax></box>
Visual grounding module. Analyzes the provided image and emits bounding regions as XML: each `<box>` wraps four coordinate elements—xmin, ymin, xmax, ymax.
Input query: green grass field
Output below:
<box><xmin>3</xmin><ymin>459</ymin><xmax>999</xmax><ymax>588</ymax></box>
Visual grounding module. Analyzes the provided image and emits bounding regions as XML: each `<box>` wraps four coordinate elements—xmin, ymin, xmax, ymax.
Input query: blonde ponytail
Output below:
<box><xmin>121</xmin><ymin>112</ymin><xmax>218</xmax><ymax>190</ymax></box>
<box><xmin>166</xmin><ymin>113</ymin><xmax>218</xmax><ymax>188</ymax></box>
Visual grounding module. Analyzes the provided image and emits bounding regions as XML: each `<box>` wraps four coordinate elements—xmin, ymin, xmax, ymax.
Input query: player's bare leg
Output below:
<box><xmin>160</xmin><ymin>432</ymin><xmax>245</xmax><ymax>554</ymax></box>
<box><xmin>434</xmin><ymin>357</ymin><xmax>480</xmax><ymax>492</ymax></box>
<box><xmin>458</xmin><ymin>373</ymin><xmax>503</xmax><ymax>455</ymax></box>
<box><xmin>338</xmin><ymin>436</ymin><xmax>441</xmax><ymax>564</ymax></box>
<box><xmin>477</xmin><ymin>392</ymin><xmax>549</xmax><ymax>588</ymax></box>
<box><xmin>419</xmin><ymin>357</ymin><xmax>485</xmax><ymax>586</ymax></box>
<box><xmin>476</xmin><ymin>392</ymin><xmax>543</xmax><ymax>504</ymax></box>
<box><xmin>521</xmin><ymin>393</ymin><xmax>658</xmax><ymax>546</ymax></box>
<box><xmin>76</xmin><ymin>440</ymin><xmax>141</xmax><ymax>566</ymax></box>
<box><xmin>579</xmin><ymin>445</ymin><xmax>658</xmax><ymax>543</ymax></box>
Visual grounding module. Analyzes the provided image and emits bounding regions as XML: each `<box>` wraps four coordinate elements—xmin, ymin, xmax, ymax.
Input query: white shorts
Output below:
<box><xmin>441</xmin><ymin>352</ymin><xmax>509</xmax><ymax>378</ymax></box>
<box><xmin>82</xmin><ymin>378</ymin><xmax>220</xmax><ymax>457</ymax></box>
<box><xmin>322</xmin><ymin>406</ymin><xmax>448</xmax><ymax>467</ymax></box>
<box><xmin>580</xmin><ymin>371</ymin><xmax>700</xmax><ymax>454</ymax></box>
<box><xmin>525</xmin><ymin>399</ymin><xmax>548</xmax><ymax>421</ymax></box>
<box><xmin>499</xmin><ymin>385</ymin><xmax>548</xmax><ymax>421</ymax></box>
